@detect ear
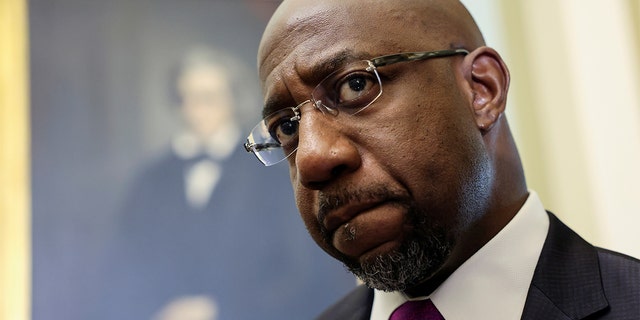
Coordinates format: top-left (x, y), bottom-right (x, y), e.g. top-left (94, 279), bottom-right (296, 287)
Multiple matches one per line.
top-left (462, 47), bottom-right (510, 133)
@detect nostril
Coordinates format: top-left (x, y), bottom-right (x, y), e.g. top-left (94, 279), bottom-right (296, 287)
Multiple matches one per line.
top-left (294, 115), bottom-right (362, 188)
top-left (300, 164), bottom-right (350, 190)
top-left (305, 181), bottom-right (326, 190)
top-left (301, 165), bottom-right (349, 190)
top-left (330, 164), bottom-right (348, 177)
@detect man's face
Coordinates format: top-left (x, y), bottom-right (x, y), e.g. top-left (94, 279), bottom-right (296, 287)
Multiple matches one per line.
top-left (259, 1), bottom-right (494, 291)
top-left (179, 65), bottom-right (234, 138)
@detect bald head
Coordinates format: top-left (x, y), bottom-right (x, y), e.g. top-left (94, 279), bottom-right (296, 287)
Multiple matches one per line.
top-left (259, 0), bottom-right (485, 83)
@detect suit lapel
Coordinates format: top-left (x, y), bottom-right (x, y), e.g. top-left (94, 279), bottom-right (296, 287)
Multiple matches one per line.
top-left (316, 285), bottom-right (374, 320)
top-left (521, 212), bottom-right (608, 320)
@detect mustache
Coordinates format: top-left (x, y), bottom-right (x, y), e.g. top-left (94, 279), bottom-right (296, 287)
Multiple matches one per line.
top-left (316, 185), bottom-right (411, 231)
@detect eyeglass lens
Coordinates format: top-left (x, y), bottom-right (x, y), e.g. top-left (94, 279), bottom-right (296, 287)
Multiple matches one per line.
top-left (247, 60), bottom-right (383, 166)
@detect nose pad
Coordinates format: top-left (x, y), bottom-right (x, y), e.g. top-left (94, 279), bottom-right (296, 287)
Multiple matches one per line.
top-left (313, 99), bottom-right (338, 116)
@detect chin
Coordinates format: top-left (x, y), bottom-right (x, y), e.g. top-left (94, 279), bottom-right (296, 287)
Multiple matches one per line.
top-left (342, 232), bottom-right (453, 292)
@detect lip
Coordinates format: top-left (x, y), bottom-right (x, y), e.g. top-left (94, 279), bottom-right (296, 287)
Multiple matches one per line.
top-left (327, 200), bottom-right (407, 259)
top-left (322, 200), bottom-right (386, 234)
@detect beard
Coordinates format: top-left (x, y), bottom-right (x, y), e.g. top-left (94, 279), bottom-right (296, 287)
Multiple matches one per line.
top-left (344, 211), bottom-right (452, 292)
top-left (317, 187), bottom-right (455, 292)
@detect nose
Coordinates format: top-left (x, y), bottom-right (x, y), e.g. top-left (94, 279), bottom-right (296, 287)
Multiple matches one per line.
top-left (294, 109), bottom-right (361, 189)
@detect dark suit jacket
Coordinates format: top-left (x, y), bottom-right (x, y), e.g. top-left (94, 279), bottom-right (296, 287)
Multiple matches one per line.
top-left (316, 213), bottom-right (640, 320)
top-left (100, 146), bottom-right (355, 320)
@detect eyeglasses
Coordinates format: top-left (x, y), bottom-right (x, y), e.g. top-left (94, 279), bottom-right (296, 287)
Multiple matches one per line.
top-left (244, 49), bottom-right (469, 166)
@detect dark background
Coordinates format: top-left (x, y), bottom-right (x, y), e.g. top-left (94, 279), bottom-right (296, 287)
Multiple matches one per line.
top-left (29, 1), bottom-right (354, 319)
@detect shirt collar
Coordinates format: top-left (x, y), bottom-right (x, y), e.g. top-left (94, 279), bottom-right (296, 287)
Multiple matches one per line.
top-left (370, 190), bottom-right (549, 320)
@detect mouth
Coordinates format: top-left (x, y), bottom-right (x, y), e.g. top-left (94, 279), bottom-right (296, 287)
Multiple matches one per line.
top-left (321, 200), bottom-right (409, 260)
top-left (322, 200), bottom-right (381, 234)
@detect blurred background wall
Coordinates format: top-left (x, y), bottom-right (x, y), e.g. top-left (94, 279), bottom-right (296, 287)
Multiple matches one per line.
top-left (25, 0), bottom-right (354, 320)
top-left (1, 1), bottom-right (30, 320)
top-left (463, 0), bottom-right (640, 259)
top-left (1, 1), bottom-right (639, 320)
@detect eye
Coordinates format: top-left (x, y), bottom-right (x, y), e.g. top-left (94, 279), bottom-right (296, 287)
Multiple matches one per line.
top-left (335, 72), bottom-right (378, 106)
top-left (267, 113), bottom-right (299, 148)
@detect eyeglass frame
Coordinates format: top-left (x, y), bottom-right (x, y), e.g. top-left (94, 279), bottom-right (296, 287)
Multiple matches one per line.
top-left (244, 48), bottom-right (470, 166)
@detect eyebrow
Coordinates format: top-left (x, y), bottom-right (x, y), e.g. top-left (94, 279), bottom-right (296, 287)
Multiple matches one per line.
top-left (262, 49), bottom-right (371, 117)
top-left (307, 49), bottom-right (358, 82)
top-left (263, 93), bottom-right (290, 118)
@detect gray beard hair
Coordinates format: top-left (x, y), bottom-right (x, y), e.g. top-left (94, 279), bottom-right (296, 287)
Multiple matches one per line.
top-left (316, 186), bottom-right (455, 292)
top-left (343, 228), bottom-right (452, 292)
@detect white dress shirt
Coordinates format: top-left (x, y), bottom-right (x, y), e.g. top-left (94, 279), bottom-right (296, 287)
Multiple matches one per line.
top-left (370, 191), bottom-right (550, 320)
top-left (172, 123), bottom-right (240, 210)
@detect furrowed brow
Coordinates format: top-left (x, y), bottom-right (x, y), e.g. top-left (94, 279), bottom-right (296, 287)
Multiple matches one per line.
top-left (262, 93), bottom-right (289, 118)
top-left (307, 50), bottom-right (355, 82)
top-left (261, 50), bottom-right (371, 117)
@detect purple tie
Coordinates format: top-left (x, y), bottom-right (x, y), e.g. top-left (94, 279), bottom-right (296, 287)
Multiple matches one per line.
top-left (389, 299), bottom-right (444, 320)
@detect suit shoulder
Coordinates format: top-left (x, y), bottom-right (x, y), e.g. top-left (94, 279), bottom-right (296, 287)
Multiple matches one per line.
top-left (596, 247), bottom-right (640, 316)
top-left (596, 247), bottom-right (640, 283)
top-left (316, 285), bottom-right (374, 320)
top-left (597, 247), bottom-right (640, 264)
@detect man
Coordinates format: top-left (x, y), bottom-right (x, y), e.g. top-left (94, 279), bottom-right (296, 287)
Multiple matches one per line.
top-left (244, 0), bottom-right (640, 319)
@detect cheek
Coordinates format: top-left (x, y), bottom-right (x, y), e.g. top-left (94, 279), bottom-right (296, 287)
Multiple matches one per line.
top-left (366, 84), bottom-right (489, 224)
top-left (408, 121), bottom-right (492, 232)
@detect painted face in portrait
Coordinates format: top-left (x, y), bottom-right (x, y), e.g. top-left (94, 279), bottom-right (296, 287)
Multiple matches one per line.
top-left (179, 64), bottom-right (234, 139)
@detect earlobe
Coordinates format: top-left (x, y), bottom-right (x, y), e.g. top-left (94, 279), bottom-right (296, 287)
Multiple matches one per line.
top-left (465, 47), bottom-right (510, 133)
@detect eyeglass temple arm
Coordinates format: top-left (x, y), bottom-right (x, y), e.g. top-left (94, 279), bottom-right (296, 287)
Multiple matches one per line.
top-left (244, 141), bottom-right (281, 153)
top-left (370, 49), bottom-right (469, 67)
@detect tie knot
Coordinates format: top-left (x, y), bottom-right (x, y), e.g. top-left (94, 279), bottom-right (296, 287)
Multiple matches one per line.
top-left (389, 299), bottom-right (444, 320)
